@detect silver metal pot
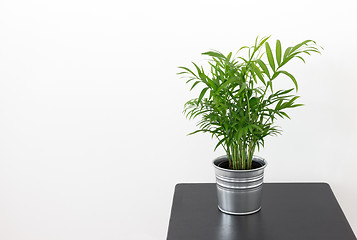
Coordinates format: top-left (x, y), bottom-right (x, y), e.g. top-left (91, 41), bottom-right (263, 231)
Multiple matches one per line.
top-left (213, 155), bottom-right (267, 215)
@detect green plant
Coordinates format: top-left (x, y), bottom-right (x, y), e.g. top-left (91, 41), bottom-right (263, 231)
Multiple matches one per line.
top-left (178, 36), bottom-right (322, 170)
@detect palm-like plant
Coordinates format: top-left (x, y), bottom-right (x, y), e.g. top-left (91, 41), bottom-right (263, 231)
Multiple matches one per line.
top-left (178, 36), bottom-right (321, 170)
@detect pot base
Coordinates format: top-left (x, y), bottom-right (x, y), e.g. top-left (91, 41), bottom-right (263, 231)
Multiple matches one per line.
top-left (218, 205), bottom-right (261, 215)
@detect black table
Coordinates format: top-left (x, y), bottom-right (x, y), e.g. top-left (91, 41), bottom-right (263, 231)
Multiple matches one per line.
top-left (166, 183), bottom-right (356, 240)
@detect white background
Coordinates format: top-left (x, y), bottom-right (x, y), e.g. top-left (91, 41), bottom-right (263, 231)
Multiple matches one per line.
top-left (0, 0), bottom-right (356, 239)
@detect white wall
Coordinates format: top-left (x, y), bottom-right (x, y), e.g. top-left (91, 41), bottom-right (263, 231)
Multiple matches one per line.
top-left (0, 0), bottom-right (356, 239)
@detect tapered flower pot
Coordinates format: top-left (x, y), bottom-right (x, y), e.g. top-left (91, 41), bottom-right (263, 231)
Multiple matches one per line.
top-left (213, 155), bottom-right (267, 215)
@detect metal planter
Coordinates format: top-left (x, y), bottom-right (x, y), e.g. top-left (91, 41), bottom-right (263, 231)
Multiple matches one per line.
top-left (213, 155), bottom-right (267, 215)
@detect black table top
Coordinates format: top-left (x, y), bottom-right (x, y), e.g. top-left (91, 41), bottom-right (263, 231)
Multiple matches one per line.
top-left (166, 183), bottom-right (356, 240)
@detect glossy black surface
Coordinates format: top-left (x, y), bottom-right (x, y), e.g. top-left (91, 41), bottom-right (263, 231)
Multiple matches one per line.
top-left (167, 183), bottom-right (356, 240)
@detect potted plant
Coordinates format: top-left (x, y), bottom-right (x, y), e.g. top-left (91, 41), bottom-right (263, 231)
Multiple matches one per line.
top-left (178, 36), bottom-right (322, 215)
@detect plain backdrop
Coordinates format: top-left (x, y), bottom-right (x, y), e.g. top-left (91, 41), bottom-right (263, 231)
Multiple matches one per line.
top-left (0, 0), bottom-right (356, 239)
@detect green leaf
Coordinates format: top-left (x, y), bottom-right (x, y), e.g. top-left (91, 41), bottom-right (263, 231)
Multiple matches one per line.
top-left (290, 40), bottom-right (314, 53)
top-left (256, 36), bottom-right (270, 50)
top-left (237, 46), bottom-right (249, 53)
top-left (202, 51), bottom-right (225, 59)
top-left (254, 36), bottom-right (259, 47)
top-left (217, 77), bottom-right (236, 91)
top-left (251, 124), bottom-right (263, 131)
top-left (265, 42), bottom-right (275, 71)
top-left (187, 129), bottom-right (205, 136)
top-left (242, 127), bottom-right (248, 137)
top-left (197, 87), bottom-right (209, 104)
top-left (296, 55), bottom-right (306, 63)
top-left (234, 83), bottom-right (247, 97)
top-left (271, 71), bottom-right (280, 80)
top-left (275, 99), bottom-right (283, 110)
top-left (190, 81), bottom-right (201, 90)
top-left (214, 137), bottom-right (226, 151)
top-left (249, 97), bottom-right (259, 107)
top-left (267, 80), bottom-right (273, 93)
top-left (290, 103), bottom-right (304, 108)
top-left (255, 59), bottom-right (270, 78)
top-left (237, 57), bottom-right (248, 63)
top-left (283, 47), bottom-right (292, 60)
top-left (178, 66), bottom-right (197, 78)
top-left (252, 64), bottom-right (266, 85)
top-left (279, 88), bottom-right (295, 95)
top-left (185, 77), bottom-right (195, 84)
top-left (279, 111), bottom-right (291, 119)
top-left (192, 62), bottom-right (202, 78)
top-left (237, 127), bottom-right (244, 140)
top-left (227, 52), bottom-right (232, 60)
top-left (280, 71), bottom-right (298, 91)
top-left (276, 40), bottom-right (282, 65)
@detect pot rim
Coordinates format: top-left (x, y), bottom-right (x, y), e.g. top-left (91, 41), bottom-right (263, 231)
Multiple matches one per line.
top-left (213, 155), bottom-right (267, 172)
